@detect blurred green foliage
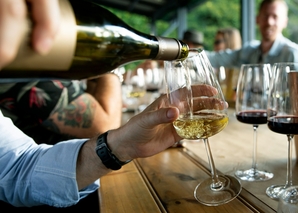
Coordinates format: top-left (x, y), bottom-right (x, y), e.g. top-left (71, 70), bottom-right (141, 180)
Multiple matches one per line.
top-left (187, 0), bottom-right (241, 50)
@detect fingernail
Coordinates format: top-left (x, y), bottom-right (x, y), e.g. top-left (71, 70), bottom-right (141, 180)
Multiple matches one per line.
top-left (167, 108), bottom-right (176, 119)
top-left (35, 37), bottom-right (53, 55)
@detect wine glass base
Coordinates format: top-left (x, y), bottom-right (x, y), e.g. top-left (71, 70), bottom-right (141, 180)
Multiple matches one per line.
top-left (235, 168), bottom-right (273, 181)
top-left (194, 175), bottom-right (242, 206)
top-left (266, 185), bottom-right (287, 200)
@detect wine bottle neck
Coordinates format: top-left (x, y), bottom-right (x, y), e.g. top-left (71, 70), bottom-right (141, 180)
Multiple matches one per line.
top-left (155, 37), bottom-right (188, 61)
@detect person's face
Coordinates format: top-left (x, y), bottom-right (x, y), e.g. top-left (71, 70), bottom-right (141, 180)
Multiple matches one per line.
top-left (256, 1), bottom-right (288, 42)
top-left (213, 33), bottom-right (226, 52)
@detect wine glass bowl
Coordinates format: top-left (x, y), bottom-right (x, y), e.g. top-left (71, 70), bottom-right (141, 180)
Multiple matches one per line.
top-left (142, 60), bottom-right (165, 103)
top-left (164, 49), bottom-right (241, 206)
top-left (122, 68), bottom-right (146, 113)
top-left (235, 63), bottom-right (274, 181)
top-left (266, 62), bottom-right (298, 200)
top-left (142, 60), bottom-right (165, 93)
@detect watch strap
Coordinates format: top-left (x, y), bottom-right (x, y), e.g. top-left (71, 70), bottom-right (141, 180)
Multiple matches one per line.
top-left (95, 131), bottom-right (131, 170)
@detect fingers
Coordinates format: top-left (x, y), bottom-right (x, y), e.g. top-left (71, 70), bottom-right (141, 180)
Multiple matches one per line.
top-left (0, 0), bottom-right (27, 69)
top-left (193, 97), bottom-right (227, 111)
top-left (29, 0), bottom-right (60, 54)
top-left (192, 84), bottom-right (218, 97)
top-left (140, 107), bottom-right (179, 128)
top-left (170, 84), bottom-right (218, 101)
top-left (0, 0), bottom-right (60, 70)
top-left (192, 85), bottom-right (228, 110)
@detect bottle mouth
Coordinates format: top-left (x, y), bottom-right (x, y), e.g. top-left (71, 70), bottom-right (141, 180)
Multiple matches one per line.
top-left (179, 40), bottom-right (190, 60)
top-left (187, 48), bottom-right (204, 58)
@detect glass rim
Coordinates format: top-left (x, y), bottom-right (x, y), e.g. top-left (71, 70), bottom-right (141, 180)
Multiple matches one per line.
top-left (240, 63), bottom-right (271, 67)
top-left (273, 62), bottom-right (298, 66)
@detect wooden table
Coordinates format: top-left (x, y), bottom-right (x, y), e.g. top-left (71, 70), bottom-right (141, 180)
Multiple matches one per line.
top-left (99, 108), bottom-right (298, 213)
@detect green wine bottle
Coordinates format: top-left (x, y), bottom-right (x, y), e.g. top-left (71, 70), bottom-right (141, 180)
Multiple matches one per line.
top-left (1, 0), bottom-right (189, 80)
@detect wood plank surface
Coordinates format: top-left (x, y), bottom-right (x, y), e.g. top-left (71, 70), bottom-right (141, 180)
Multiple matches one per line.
top-left (99, 162), bottom-right (165, 213)
top-left (136, 148), bottom-right (255, 213)
top-left (184, 148), bottom-right (277, 213)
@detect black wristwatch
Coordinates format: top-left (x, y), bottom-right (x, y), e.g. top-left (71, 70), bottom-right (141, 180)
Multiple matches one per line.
top-left (95, 131), bottom-right (131, 170)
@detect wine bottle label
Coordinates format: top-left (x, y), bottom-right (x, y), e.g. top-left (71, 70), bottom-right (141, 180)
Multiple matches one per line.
top-left (4, 0), bottom-right (76, 71)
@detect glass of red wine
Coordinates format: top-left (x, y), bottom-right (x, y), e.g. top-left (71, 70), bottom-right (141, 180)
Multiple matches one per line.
top-left (266, 62), bottom-right (298, 200)
top-left (164, 49), bottom-right (241, 206)
top-left (235, 63), bottom-right (274, 181)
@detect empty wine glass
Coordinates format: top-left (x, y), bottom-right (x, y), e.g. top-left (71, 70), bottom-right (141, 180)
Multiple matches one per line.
top-left (142, 60), bottom-right (164, 93)
top-left (122, 68), bottom-right (146, 114)
top-left (266, 62), bottom-right (298, 200)
top-left (235, 63), bottom-right (274, 181)
top-left (142, 60), bottom-right (165, 102)
top-left (164, 49), bottom-right (241, 206)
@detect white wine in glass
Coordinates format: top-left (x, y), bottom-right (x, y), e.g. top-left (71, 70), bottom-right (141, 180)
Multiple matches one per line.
top-left (164, 49), bottom-right (241, 206)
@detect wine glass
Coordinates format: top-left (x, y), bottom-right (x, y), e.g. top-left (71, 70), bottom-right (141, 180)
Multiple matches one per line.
top-left (143, 60), bottom-right (165, 102)
top-left (266, 62), bottom-right (298, 200)
top-left (143, 60), bottom-right (164, 92)
top-left (277, 186), bottom-right (298, 213)
top-left (164, 49), bottom-right (241, 206)
top-left (122, 68), bottom-right (146, 114)
top-left (235, 63), bottom-right (274, 181)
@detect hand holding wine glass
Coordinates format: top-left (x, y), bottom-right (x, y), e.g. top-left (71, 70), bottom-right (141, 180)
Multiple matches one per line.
top-left (235, 63), bottom-right (274, 181)
top-left (266, 62), bottom-right (298, 200)
top-left (164, 49), bottom-right (241, 206)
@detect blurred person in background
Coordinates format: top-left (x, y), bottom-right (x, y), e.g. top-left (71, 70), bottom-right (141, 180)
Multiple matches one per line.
top-left (182, 29), bottom-right (204, 49)
top-left (206, 0), bottom-right (298, 68)
top-left (212, 27), bottom-right (242, 106)
top-left (213, 27), bottom-right (242, 52)
top-left (0, 74), bottom-right (123, 145)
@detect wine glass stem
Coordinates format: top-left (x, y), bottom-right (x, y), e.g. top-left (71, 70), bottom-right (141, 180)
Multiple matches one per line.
top-left (285, 134), bottom-right (294, 188)
top-left (251, 125), bottom-right (258, 172)
top-left (203, 138), bottom-right (223, 190)
top-left (134, 99), bottom-right (139, 115)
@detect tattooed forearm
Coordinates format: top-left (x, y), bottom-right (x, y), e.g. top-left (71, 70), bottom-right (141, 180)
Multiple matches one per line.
top-left (56, 94), bottom-right (96, 128)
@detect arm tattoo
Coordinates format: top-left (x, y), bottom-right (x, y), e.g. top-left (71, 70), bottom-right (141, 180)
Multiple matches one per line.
top-left (53, 94), bottom-right (96, 128)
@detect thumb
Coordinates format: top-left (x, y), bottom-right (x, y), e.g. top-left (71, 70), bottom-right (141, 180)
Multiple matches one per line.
top-left (142, 107), bottom-right (179, 127)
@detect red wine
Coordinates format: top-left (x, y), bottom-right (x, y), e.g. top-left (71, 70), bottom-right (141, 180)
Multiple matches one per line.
top-left (267, 116), bottom-right (298, 135)
top-left (236, 110), bottom-right (267, 125)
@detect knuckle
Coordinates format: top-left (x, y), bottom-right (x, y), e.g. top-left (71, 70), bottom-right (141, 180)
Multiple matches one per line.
top-left (8, 1), bottom-right (27, 19)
